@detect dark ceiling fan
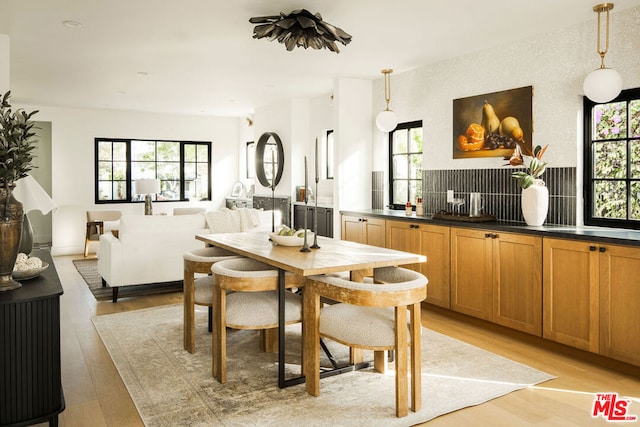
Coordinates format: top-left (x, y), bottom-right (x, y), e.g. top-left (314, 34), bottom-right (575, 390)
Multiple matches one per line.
top-left (249, 9), bottom-right (352, 53)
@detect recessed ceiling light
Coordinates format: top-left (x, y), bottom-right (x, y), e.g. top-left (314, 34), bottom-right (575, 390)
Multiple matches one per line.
top-left (62, 20), bottom-right (82, 28)
top-left (137, 71), bottom-right (150, 77)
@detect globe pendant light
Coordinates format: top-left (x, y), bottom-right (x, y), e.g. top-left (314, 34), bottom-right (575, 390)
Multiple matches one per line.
top-left (583, 3), bottom-right (622, 103)
top-left (376, 69), bottom-right (398, 132)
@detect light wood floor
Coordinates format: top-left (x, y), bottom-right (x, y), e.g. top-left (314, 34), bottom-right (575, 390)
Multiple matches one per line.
top-left (49, 254), bottom-right (639, 426)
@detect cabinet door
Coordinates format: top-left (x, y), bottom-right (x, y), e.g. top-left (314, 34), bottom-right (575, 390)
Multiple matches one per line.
top-left (599, 244), bottom-right (640, 366)
top-left (293, 205), bottom-right (306, 230)
top-left (543, 238), bottom-right (599, 352)
top-left (385, 221), bottom-right (420, 270)
top-left (493, 232), bottom-right (542, 335)
top-left (418, 224), bottom-right (450, 309)
top-left (364, 217), bottom-right (386, 247)
top-left (450, 228), bottom-right (493, 320)
top-left (341, 215), bottom-right (385, 247)
top-left (341, 215), bottom-right (365, 243)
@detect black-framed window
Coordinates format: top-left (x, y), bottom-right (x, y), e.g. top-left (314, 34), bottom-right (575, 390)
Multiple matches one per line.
top-left (326, 129), bottom-right (334, 179)
top-left (95, 138), bottom-right (211, 203)
top-left (246, 141), bottom-right (255, 179)
top-left (389, 120), bottom-right (423, 209)
top-left (584, 87), bottom-right (640, 229)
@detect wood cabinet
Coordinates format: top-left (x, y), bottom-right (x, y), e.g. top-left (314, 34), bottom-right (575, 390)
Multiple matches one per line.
top-left (294, 205), bottom-right (333, 238)
top-left (341, 215), bottom-right (385, 247)
top-left (599, 243), bottom-right (640, 366)
top-left (451, 228), bottom-right (542, 335)
top-left (544, 238), bottom-right (640, 364)
top-left (542, 238), bottom-right (599, 352)
top-left (386, 220), bottom-right (450, 308)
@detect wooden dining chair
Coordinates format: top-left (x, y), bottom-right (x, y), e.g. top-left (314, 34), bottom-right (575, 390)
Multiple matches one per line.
top-left (84, 210), bottom-right (121, 257)
top-left (211, 258), bottom-right (304, 383)
top-left (303, 266), bottom-right (428, 417)
top-left (183, 247), bottom-right (241, 354)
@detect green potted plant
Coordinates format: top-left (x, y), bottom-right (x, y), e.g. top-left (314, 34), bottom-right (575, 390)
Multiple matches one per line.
top-left (0, 90), bottom-right (39, 291)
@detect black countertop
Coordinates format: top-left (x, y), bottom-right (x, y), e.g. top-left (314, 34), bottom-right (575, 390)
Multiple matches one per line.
top-left (340, 209), bottom-right (640, 247)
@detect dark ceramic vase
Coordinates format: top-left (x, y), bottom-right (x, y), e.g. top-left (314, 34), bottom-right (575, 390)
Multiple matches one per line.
top-left (0, 184), bottom-right (24, 291)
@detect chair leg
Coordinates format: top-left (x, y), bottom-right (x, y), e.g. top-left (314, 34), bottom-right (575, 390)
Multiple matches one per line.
top-left (410, 303), bottom-right (422, 413)
top-left (112, 287), bottom-right (119, 303)
top-left (183, 266), bottom-right (196, 353)
top-left (259, 328), bottom-right (278, 353)
top-left (212, 284), bottom-right (226, 383)
top-left (84, 239), bottom-right (89, 257)
top-left (208, 307), bottom-right (212, 333)
top-left (303, 286), bottom-right (321, 397)
top-left (395, 306), bottom-right (408, 418)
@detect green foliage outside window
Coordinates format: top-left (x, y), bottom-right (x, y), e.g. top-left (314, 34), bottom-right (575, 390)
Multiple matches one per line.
top-left (586, 89), bottom-right (640, 226)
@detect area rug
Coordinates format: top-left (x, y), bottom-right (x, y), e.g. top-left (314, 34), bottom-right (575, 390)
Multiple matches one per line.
top-left (73, 258), bottom-right (183, 301)
top-left (92, 304), bottom-right (554, 426)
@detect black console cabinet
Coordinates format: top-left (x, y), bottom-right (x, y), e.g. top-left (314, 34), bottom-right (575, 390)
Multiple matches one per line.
top-left (0, 250), bottom-right (65, 426)
top-left (293, 204), bottom-right (334, 238)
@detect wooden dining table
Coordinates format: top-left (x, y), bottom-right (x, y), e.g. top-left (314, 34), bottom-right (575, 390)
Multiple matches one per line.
top-left (196, 231), bottom-right (426, 387)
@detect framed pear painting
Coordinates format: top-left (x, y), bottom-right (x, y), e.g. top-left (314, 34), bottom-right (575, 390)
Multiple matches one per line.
top-left (452, 86), bottom-right (533, 159)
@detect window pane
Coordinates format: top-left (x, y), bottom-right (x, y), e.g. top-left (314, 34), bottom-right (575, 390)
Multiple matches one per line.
top-left (409, 154), bottom-right (422, 179)
top-left (160, 180), bottom-right (179, 200)
top-left (113, 181), bottom-right (126, 200)
top-left (197, 144), bottom-right (209, 161)
top-left (594, 180), bottom-right (626, 219)
top-left (184, 144), bottom-right (196, 162)
top-left (98, 161), bottom-right (112, 180)
top-left (184, 162), bottom-right (196, 180)
top-left (98, 181), bottom-right (112, 200)
top-left (409, 180), bottom-right (421, 204)
top-left (113, 161), bottom-right (127, 180)
top-left (196, 163), bottom-right (208, 181)
top-left (594, 141), bottom-right (627, 179)
top-left (630, 100), bottom-right (640, 137)
top-left (113, 142), bottom-right (127, 160)
top-left (98, 141), bottom-right (113, 160)
top-left (327, 132), bottom-right (334, 179)
top-left (157, 162), bottom-right (179, 180)
top-left (131, 162), bottom-right (156, 179)
top-left (392, 155), bottom-right (408, 179)
top-left (631, 182), bottom-right (640, 220)
top-left (157, 141), bottom-right (179, 161)
top-left (392, 180), bottom-right (408, 204)
top-left (631, 141), bottom-right (640, 179)
top-left (131, 140), bottom-right (155, 161)
top-left (409, 128), bottom-right (423, 153)
top-left (593, 102), bottom-right (627, 140)
top-left (393, 130), bottom-right (408, 153)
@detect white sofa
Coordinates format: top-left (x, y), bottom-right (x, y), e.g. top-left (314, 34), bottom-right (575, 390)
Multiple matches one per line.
top-left (98, 208), bottom-right (280, 302)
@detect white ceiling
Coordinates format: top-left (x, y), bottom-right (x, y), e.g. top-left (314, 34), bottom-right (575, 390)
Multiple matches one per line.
top-left (2, 0), bottom-right (640, 117)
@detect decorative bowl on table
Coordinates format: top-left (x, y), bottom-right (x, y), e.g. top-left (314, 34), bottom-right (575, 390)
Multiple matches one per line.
top-left (269, 230), bottom-right (314, 247)
top-left (13, 262), bottom-right (49, 280)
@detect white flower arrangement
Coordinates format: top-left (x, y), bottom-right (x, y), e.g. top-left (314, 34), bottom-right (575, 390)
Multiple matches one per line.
top-left (13, 252), bottom-right (42, 271)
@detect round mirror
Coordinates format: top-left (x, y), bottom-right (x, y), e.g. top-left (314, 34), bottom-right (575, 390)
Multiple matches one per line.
top-left (255, 132), bottom-right (284, 188)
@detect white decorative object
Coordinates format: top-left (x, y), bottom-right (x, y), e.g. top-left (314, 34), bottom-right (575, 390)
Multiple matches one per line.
top-left (521, 180), bottom-right (548, 226)
top-left (583, 3), bottom-right (622, 104)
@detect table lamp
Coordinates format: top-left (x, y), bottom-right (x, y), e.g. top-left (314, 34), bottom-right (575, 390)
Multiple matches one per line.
top-left (134, 179), bottom-right (161, 215)
top-left (13, 175), bottom-right (58, 255)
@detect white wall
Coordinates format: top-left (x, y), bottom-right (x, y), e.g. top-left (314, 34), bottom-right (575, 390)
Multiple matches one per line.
top-left (0, 34), bottom-right (8, 92)
top-left (14, 104), bottom-right (241, 255)
top-left (371, 6), bottom-right (640, 171)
